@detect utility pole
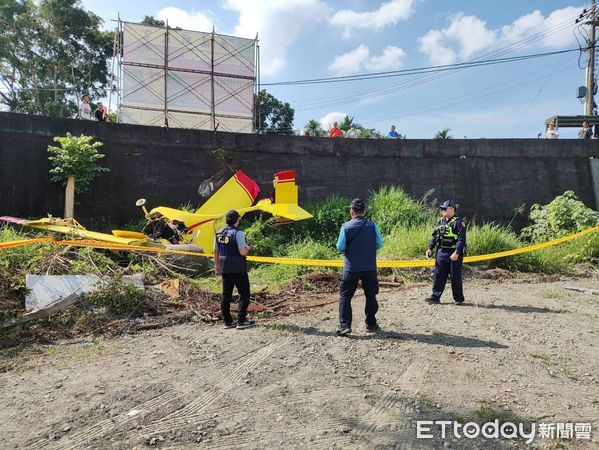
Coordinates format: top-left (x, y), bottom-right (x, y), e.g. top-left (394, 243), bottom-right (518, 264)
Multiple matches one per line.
top-left (579, 1), bottom-right (598, 115)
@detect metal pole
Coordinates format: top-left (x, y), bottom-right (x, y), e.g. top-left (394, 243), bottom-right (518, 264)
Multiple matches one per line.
top-left (117, 16), bottom-right (122, 122)
top-left (586, 0), bottom-right (597, 116)
top-left (164, 21), bottom-right (169, 127)
top-left (211, 27), bottom-right (216, 131)
top-left (256, 41), bottom-right (261, 134)
top-left (107, 18), bottom-right (118, 120)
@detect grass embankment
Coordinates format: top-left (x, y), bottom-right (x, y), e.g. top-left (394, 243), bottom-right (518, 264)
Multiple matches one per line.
top-left (223, 187), bottom-right (598, 291)
top-left (1, 188), bottom-right (598, 297)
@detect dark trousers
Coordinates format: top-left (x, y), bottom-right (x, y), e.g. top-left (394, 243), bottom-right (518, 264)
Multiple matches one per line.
top-left (432, 249), bottom-right (464, 301)
top-left (339, 270), bottom-right (379, 328)
top-left (221, 272), bottom-right (250, 324)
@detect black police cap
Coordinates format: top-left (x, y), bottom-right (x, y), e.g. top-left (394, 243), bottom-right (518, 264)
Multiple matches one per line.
top-left (440, 200), bottom-right (457, 209)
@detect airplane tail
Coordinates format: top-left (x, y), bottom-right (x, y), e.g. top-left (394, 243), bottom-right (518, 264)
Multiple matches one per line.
top-left (256, 170), bottom-right (313, 224)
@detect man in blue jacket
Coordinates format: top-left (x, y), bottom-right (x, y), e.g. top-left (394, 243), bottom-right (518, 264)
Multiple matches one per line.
top-left (336, 198), bottom-right (384, 336)
top-left (214, 210), bottom-right (254, 329)
top-left (425, 200), bottom-right (467, 304)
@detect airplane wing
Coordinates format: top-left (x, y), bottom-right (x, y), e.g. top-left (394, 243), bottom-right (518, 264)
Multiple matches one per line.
top-left (0, 216), bottom-right (147, 246)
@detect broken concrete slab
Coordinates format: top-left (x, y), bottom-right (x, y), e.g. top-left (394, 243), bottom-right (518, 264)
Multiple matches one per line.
top-left (1, 292), bottom-right (81, 328)
top-left (25, 274), bottom-right (144, 311)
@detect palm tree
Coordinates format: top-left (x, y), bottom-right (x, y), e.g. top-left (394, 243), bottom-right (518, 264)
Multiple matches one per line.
top-left (305, 119), bottom-right (326, 137)
top-left (434, 128), bottom-right (453, 139)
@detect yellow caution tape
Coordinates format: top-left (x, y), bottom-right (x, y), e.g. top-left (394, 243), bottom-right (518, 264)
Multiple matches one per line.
top-left (0, 226), bottom-right (597, 268)
top-left (0, 237), bottom-right (55, 249)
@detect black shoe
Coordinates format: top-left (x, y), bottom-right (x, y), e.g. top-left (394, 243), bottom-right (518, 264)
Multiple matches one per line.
top-left (425, 296), bottom-right (440, 304)
top-left (336, 327), bottom-right (352, 336)
top-left (236, 320), bottom-right (255, 330)
top-left (454, 300), bottom-right (465, 305)
top-left (366, 323), bottom-right (380, 333)
top-left (224, 321), bottom-right (237, 329)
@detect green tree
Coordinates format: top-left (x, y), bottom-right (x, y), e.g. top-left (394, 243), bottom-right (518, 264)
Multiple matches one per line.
top-left (0, 0), bottom-right (114, 117)
top-left (339, 115), bottom-right (363, 132)
top-left (434, 128), bottom-right (453, 139)
top-left (48, 133), bottom-right (109, 217)
top-left (304, 119), bottom-right (326, 137)
top-left (254, 89), bottom-right (295, 134)
top-left (359, 128), bottom-right (384, 139)
top-left (141, 15), bottom-right (166, 27)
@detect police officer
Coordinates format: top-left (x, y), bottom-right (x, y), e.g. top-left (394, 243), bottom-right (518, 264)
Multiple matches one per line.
top-left (425, 200), bottom-right (466, 304)
top-left (214, 210), bottom-right (254, 329)
top-left (336, 198), bottom-right (384, 336)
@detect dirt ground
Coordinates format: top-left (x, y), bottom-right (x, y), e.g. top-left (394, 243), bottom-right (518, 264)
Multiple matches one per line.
top-left (1, 275), bottom-right (598, 449)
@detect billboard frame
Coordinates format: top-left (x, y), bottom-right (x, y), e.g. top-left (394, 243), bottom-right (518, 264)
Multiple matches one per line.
top-left (111, 19), bottom-right (259, 132)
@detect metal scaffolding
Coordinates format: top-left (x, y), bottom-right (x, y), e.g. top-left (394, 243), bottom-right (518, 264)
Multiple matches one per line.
top-left (111, 19), bottom-right (258, 133)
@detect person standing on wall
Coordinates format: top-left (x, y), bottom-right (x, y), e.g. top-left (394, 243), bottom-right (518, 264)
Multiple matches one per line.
top-left (578, 121), bottom-right (592, 139)
top-left (214, 210), bottom-right (254, 330)
top-left (329, 121), bottom-right (343, 138)
top-left (95, 102), bottom-right (110, 122)
top-left (336, 198), bottom-right (384, 336)
top-left (425, 200), bottom-right (467, 305)
top-left (78, 94), bottom-right (92, 120)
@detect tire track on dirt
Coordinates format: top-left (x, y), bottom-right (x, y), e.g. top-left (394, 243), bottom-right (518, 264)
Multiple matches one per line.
top-left (137, 337), bottom-right (291, 437)
top-left (23, 338), bottom-right (289, 449)
top-left (356, 358), bottom-right (429, 436)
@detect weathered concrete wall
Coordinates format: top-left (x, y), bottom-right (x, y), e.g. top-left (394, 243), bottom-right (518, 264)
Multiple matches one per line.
top-left (0, 112), bottom-right (597, 230)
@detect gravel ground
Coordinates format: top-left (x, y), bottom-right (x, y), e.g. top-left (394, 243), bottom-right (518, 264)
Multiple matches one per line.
top-left (0, 275), bottom-right (598, 449)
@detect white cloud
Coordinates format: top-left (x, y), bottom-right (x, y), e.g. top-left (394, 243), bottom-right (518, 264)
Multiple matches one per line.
top-left (156, 7), bottom-right (214, 31)
top-left (224, 0), bottom-right (331, 76)
top-left (319, 112), bottom-right (348, 128)
top-left (501, 7), bottom-right (581, 49)
top-left (331, 0), bottom-right (414, 38)
top-left (329, 45), bottom-right (406, 75)
top-left (366, 45), bottom-right (406, 71)
top-left (419, 6), bottom-right (581, 64)
top-left (329, 44), bottom-right (370, 75)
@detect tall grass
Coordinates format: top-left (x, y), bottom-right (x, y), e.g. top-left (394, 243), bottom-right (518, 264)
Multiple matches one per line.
top-left (369, 186), bottom-right (432, 234)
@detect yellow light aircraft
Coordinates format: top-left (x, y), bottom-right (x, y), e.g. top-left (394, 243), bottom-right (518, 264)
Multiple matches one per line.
top-left (1, 170), bottom-right (312, 253)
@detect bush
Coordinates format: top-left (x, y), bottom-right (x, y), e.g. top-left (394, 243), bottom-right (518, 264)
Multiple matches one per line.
top-left (0, 226), bottom-right (56, 296)
top-left (521, 191), bottom-right (599, 243)
top-left (293, 196), bottom-right (350, 243)
top-left (243, 217), bottom-right (290, 257)
top-left (85, 275), bottom-right (144, 316)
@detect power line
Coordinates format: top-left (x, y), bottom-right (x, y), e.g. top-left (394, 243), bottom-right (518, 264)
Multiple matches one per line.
top-left (264, 48), bottom-right (582, 87)
top-left (284, 7), bottom-right (584, 111)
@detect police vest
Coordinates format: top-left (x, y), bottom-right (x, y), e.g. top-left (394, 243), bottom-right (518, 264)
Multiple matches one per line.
top-left (342, 217), bottom-right (378, 272)
top-left (436, 216), bottom-right (459, 250)
top-left (216, 226), bottom-right (247, 273)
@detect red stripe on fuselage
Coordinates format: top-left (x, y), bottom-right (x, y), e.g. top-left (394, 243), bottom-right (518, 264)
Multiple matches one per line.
top-left (235, 170), bottom-right (260, 202)
top-left (187, 218), bottom-right (214, 231)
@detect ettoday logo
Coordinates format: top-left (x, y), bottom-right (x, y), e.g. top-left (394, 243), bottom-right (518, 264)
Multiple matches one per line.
top-left (416, 420), bottom-right (592, 444)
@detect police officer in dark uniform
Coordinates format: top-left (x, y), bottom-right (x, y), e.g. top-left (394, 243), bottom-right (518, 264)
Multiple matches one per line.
top-left (425, 200), bottom-right (467, 304)
top-left (214, 210), bottom-right (254, 329)
top-left (336, 198), bottom-right (384, 336)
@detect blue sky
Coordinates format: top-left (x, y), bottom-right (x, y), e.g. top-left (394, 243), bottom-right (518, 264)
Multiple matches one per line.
top-left (82, 0), bottom-right (591, 138)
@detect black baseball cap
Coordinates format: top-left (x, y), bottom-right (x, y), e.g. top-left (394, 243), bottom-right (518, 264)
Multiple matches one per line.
top-left (440, 200), bottom-right (457, 209)
top-left (225, 209), bottom-right (241, 224)
top-left (349, 198), bottom-right (366, 212)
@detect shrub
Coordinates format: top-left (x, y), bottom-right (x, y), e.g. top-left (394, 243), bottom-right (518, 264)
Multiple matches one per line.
top-left (521, 191), bottom-right (599, 243)
top-left (85, 275), bottom-right (144, 316)
top-left (293, 196), bottom-right (350, 243)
